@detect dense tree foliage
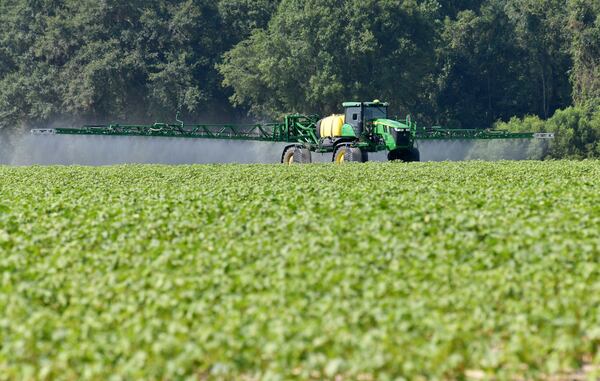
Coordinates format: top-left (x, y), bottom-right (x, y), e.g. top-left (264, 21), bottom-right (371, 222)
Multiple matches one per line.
top-left (568, 0), bottom-right (600, 104)
top-left (0, 0), bottom-right (279, 126)
top-left (0, 0), bottom-right (599, 156)
top-left (437, 0), bottom-right (573, 127)
top-left (220, 0), bottom-right (439, 118)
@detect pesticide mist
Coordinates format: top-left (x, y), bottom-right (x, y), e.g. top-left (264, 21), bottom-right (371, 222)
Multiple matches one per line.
top-left (1, 133), bottom-right (547, 165)
top-left (417, 139), bottom-right (547, 161)
top-left (6, 135), bottom-right (290, 165)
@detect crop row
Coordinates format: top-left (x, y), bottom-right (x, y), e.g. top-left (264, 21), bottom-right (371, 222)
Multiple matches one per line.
top-left (0, 161), bottom-right (599, 380)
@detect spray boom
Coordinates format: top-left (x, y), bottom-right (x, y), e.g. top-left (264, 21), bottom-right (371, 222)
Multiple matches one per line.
top-left (30, 100), bottom-right (553, 163)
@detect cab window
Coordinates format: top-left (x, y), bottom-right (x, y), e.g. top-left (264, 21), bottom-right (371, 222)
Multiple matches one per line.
top-left (364, 106), bottom-right (388, 120)
top-left (345, 107), bottom-right (361, 127)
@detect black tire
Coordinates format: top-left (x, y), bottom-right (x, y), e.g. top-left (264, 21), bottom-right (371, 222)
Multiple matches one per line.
top-left (293, 147), bottom-right (311, 163)
top-left (281, 146), bottom-right (311, 164)
top-left (409, 147), bottom-right (420, 162)
top-left (348, 147), bottom-right (364, 162)
top-left (388, 147), bottom-right (420, 162)
top-left (333, 145), bottom-right (365, 163)
top-left (388, 148), bottom-right (410, 162)
top-left (361, 149), bottom-right (369, 163)
top-left (387, 148), bottom-right (401, 161)
top-left (281, 146), bottom-right (295, 164)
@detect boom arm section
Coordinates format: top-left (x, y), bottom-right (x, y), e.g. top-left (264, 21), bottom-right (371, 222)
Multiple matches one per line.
top-left (31, 114), bottom-right (553, 153)
top-left (32, 115), bottom-right (320, 144)
top-left (415, 126), bottom-right (554, 140)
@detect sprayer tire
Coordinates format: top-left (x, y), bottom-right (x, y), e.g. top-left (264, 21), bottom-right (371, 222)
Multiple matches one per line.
top-left (282, 146), bottom-right (311, 164)
top-left (387, 149), bottom-right (400, 161)
top-left (293, 147), bottom-right (312, 164)
top-left (388, 148), bottom-right (410, 162)
top-left (333, 145), bottom-right (364, 163)
top-left (281, 146), bottom-right (296, 164)
top-left (409, 147), bottom-right (420, 162)
top-left (347, 147), bottom-right (364, 162)
top-left (361, 149), bottom-right (369, 162)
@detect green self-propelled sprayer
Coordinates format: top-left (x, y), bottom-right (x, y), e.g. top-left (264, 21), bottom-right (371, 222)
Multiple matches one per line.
top-left (31, 100), bottom-right (553, 163)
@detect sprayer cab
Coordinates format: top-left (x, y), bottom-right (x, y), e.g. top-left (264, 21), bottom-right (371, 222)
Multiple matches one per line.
top-left (342, 100), bottom-right (417, 156)
top-left (342, 100), bottom-right (389, 135)
top-left (312, 100), bottom-right (420, 162)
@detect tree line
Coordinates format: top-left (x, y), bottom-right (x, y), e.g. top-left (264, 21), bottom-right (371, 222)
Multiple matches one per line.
top-left (0, 0), bottom-right (598, 157)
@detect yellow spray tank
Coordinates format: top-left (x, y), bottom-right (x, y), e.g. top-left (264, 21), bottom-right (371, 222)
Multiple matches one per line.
top-left (316, 114), bottom-right (345, 138)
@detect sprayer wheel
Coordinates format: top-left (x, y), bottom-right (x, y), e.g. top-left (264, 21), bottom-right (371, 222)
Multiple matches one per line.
top-left (389, 148), bottom-right (419, 162)
top-left (361, 149), bottom-right (369, 162)
top-left (348, 147), bottom-right (364, 162)
top-left (282, 146), bottom-right (296, 164)
top-left (282, 146), bottom-right (311, 164)
top-left (409, 147), bottom-right (420, 162)
top-left (293, 147), bottom-right (312, 164)
top-left (387, 149), bottom-right (399, 161)
top-left (388, 148), bottom-right (410, 162)
top-left (333, 145), bottom-right (364, 163)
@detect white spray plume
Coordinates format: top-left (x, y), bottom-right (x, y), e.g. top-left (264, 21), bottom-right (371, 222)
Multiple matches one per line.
top-left (1, 132), bottom-right (545, 166)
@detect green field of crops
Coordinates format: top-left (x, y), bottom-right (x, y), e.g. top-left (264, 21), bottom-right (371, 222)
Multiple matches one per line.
top-left (0, 161), bottom-right (599, 380)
